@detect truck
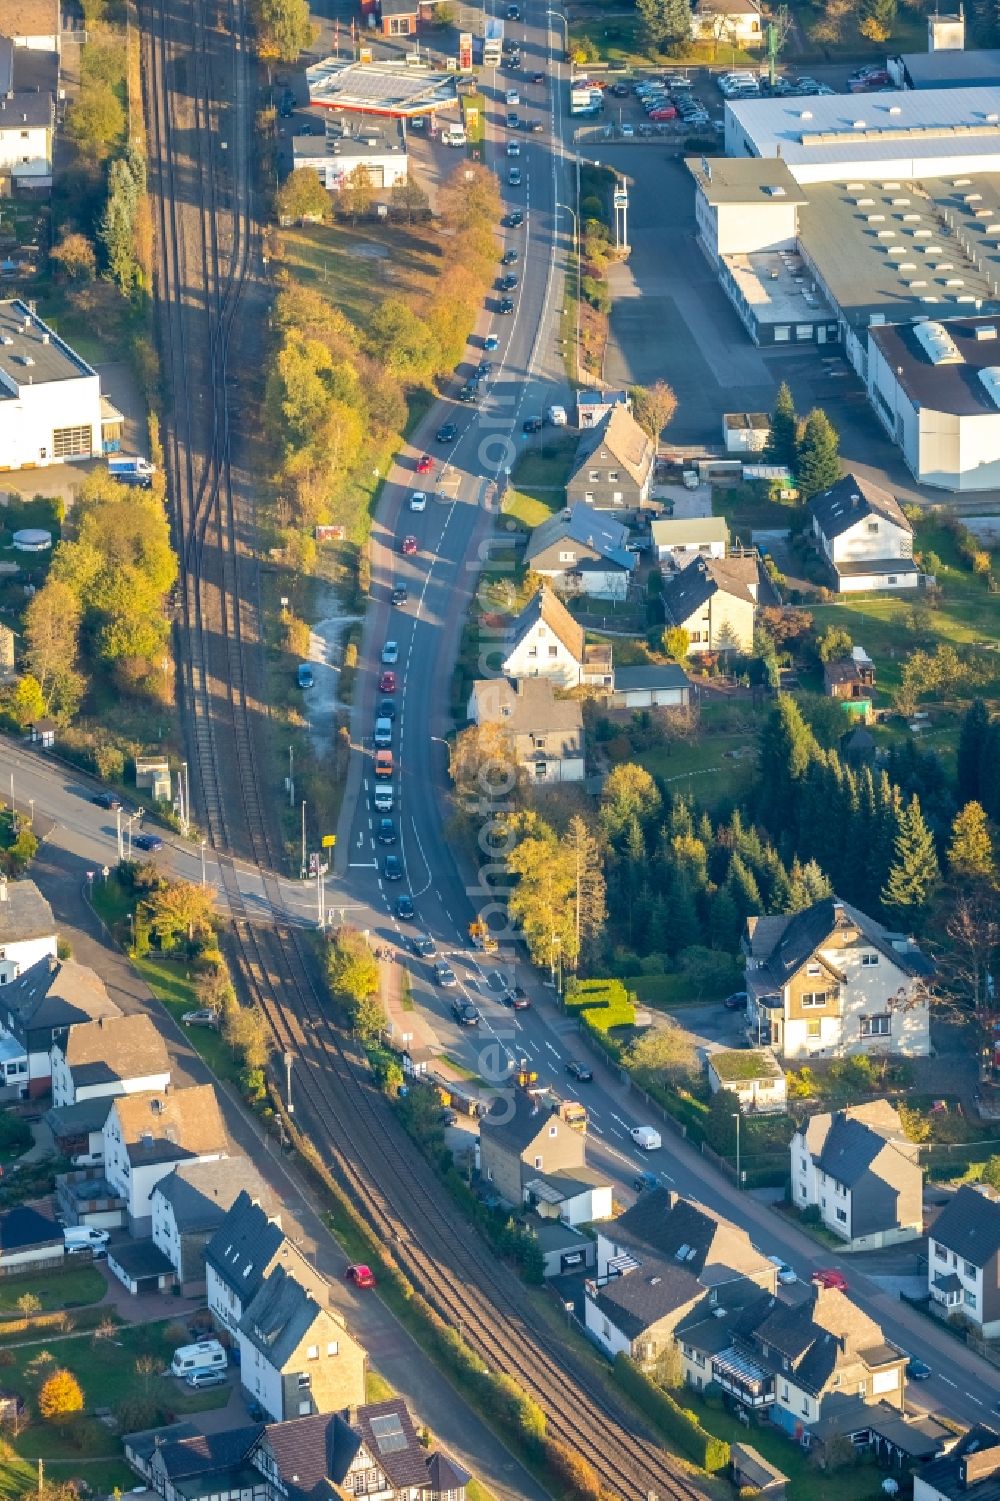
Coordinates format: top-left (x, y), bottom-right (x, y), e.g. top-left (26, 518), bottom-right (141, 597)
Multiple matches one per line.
top-left (440, 124), bottom-right (467, 146)
top-left (483, 16), bottom-right (503, 67)
top-left (570, 84), bottom-right (602, 116)
top-left (468, 919), bottom-right (498, 953)
top-left (631, 1124), bottom-right (662, 1151)
top-left (108, 455), bottom-right (156, 488)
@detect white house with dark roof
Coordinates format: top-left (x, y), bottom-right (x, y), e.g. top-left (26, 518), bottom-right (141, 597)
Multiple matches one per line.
top-left (691, 0), bottom-right (762, 43)
top-left (237, 1264), bottom-right (366, 1421)
top-left (50, 1013), bottom-right (170, 1107)
top-left (152, 1158), bottom-right (276, 1295)
top-left (206, 1189), bottom-right (329, 1334)
top-left (102, 1084), bottom-right (229, 1236)
top-left (927, 1183), bottom-right (1000, 1337)
top-left (744, 896), bottom-right (932, 1061)
top-left (809, 474), bottom-right (918, 593)
top-left (467, 677), bottom-right (585, 784)
top-left (524, 502), bottom-right (637, 600)
top-left (661, 554), bottom-right (759, 655)
top-left (791, 1099), bottom-right (923, 1250)
top-left (0, 955), bottom-right (119, 1099)
top-left (501, 586), bottom-right (613, 689)
top-left (0, 39), bottom-right (56, 188)
top-left (0, 876), bottom-right (56, 984)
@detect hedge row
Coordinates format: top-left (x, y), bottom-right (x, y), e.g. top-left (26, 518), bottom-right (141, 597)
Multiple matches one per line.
top-left (566, 977), bottom-right (637, 1034)
top-left (613, 1354), bottom-right (730, 1474)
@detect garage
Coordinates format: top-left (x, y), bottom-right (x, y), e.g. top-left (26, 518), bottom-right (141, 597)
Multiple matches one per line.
top-left (609, 663), bottom-right (692, 710)
top-left (107, 1239), bottom-right (175, 1296)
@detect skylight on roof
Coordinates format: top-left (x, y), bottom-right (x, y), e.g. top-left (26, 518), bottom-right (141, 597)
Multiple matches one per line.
top-left (370, 1414), bottom-right (408, 1454)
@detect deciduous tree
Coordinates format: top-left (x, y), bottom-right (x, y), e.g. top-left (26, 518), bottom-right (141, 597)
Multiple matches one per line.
top-left (389, 178), bottom-right (430, 224)
top-left (276, 168), bottom-right (329, 224)
top-left (50, 232), bottom-right (97, 282)
top-left (66, 80), bottom-right (125, 162)
top-left (449, 720), bottom-right (519, 803)
top-left (326, 926), bottom-right (379, 1005)
top-left (23, 578), bottom-right (86, 721)
top-left (142, 880), bottom-right (216, 950)
top-left (251, 0), bottom-right (314, 61)
top-left (38, 1368), bottom-right (84, 1422)
top-left (637, 0), bottom-right (694, 53)
top-left (564, 815), bottom-right (606, 966)
top-left (662, 625), bottom-right (690, 661)
top-left (623, 1018), bottom-right (698, 1088)
top-left (508, 829), bottom-right (577, 969)
top-left (632, 380), bottom-right (677, 441)
top-left (341, 164), bottom-right (375, 224)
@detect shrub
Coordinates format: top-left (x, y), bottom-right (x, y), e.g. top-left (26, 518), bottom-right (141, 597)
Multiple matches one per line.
top-left (613, 1356), bottom-right (729, 1472)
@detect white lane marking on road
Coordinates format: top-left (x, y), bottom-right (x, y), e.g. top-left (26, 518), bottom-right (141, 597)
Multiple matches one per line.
top-left (939, 1376), bottom-right (958, 1388)
top-left (967, 1394), bottom-right (984, 1405)
top-left (348, 862), bottom-right (378, 869)
top-left (519, 1039), bottom-right (537, 1057)
top-left (589, 1121), bottom-right (604, 1136)
top-left (544, 1041), bottom-right (561, 1059)
top-left (610, 1127), bottom-right (625, 1140)
top-left (611, 1113), bottom-right (632, 1132)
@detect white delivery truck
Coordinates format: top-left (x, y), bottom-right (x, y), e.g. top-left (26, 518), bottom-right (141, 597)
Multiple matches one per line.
top-left (631, 1125), bottom-right (662, 1150)
top-left (108, 455), bottom-right (156, 488)
top-left (171, 1340), bottom-right (227, 1378)
top-left (441, 125), bottom-right (467, 146)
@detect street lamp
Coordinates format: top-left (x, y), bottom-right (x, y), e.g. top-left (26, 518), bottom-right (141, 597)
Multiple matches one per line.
top-left (27, 798), bottom-right (34, 828)
top-left (545, 7), bottom-right (568, 59)
top-left (732, 1111), bottom-right (742, 1188)
top-left (558, 200), bottom-right (580, 381)
top-left (283, 1051), bottom-right (295, 1114)
top-left (200, 838), bottom-right (208, 888)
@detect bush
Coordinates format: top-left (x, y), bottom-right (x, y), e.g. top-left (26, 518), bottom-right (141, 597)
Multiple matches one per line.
top-left (613, 1355), bottom-right (729, 1472)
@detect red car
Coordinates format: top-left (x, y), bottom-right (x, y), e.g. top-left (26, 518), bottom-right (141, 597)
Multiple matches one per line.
top-left (649, 105), bottom-right (677, 120)
top-left (416, 454), bottom-right (433, 474)
top-left (812, 1268), bottom-right (848, 1291)
top-left (346, 1263), bottom-right (376, 1289)
top-left (401, 535), bottom-right (418, 556)
top-left (379, 671), bottom-right (397, 693)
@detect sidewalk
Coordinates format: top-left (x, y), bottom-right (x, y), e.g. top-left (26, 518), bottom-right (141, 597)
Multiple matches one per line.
top-left (381, 955), bottom-right (438, 1053)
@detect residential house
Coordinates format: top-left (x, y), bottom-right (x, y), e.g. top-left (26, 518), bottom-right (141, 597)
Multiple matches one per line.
top-left (651, 516), bottom-right (730, 570)
top-left (576, 388), bottom-right (630, 429)
top-left (501, 586), bottom-right (613, 690)
top-left (238, 1264), bottom-right (366, 1421)
top-left (479, 1092), bottom-right (589, 1208)
top-left (608, 663), bottom-right (692, 710)
top-left (915, 1426), bottom-right (1000, 1501)
top-left (466, 677), bottom-right (585, 785)
top-left (809, 474), bottom-right (919, 593)
top-left (566, 406), bottom-right (656, 512)
top-left (0, 37), bottom-right (57, 190)
top-left (584, 1189), bottom-right (776, 1366)
top-left (152, 1158), bottom-right (276, 1296)
top-left (691, 0), bottom-right (762, 43)
top-left (707, 1048), bottom-right (787, 1115)
top-left (523, 502), bottom-right (637, 601)
top-left (0, 876), bottom-right (57, 984)
top-left (206, 1189), bottom-right (330, 1336)
top-left (724, 412), bottom-right (771, 455)
top-left (7, 0), bottom-right (62, 51)
top-left (661, 554), bottom-right (759, 655)
top-left (50, 1013), bottom-right (170, 1108)
top-left (678, 1281), bottom-right (909, 1450)
top-left (522, 1165), bottom-right (613, 1227)
top-left (44, 1096), bottom-right (113, 1163)
top-left (743, 897), bottom-right (933, 1061)
top-left (0, 1204), bottom-right (63, 1273)
top-left (379, 0), bottom-right (419, 35)
top-left (791, 1099), bottom-right (923, 1250)
top-left (128, 1403), bottom-right (471, 1501)
top-left (824, 646), bottom-right (876, 722)
top-left (292, 126), bottom-right (408, 193)
top-left (0, 955), bottom-right (119, 1099)
top-left (927, 1184), bottom-right (1000, 1338)
top-left (103, 1084), bottom-right (229, 1236)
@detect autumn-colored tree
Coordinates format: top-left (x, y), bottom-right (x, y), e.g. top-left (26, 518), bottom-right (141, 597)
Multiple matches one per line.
top-left (449, 719), bottom-right (520, 803)
top-left (50, 232), bottom-right (97, 282)
top-left (276, 168), bottom-right (329, 225)
top-left (662, 625), bottom-right (690, 661)
top-left (3, 674), bottom-right (46, 728)
top-left (141, 879), bottom-right (216, 950)
top-left (947, 801), bottom-right (996, 882)
top-left (38, 1368), bottom-right (84, 1422)
top-left (23, 577), bottom-right (87, 721)
top-left (631, 380), bottom-right (677, 442)
top-left (326, 926), bottom-right (380, 1007)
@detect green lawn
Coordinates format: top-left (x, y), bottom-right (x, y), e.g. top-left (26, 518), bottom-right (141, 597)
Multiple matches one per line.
top-left (627, 971), bottom-right (739, 1006)
top-left (567, 5), bottom-right (760, 66)
top-left (0, 1454), bottom-right (134, 1501)
top-left (503, 439), bottom-right (577, 531)
top-left (0, 1267), bottom-right (106, 1314)
top-left (636, 731), bottom-right (758, 811)
top-left (714, 484), bottom-right (803, 537)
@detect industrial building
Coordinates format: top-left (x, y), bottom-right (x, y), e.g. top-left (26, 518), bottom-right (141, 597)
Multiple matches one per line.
top-left (0, 300), bottom-right (122, 472)
top-left (292, 122), bottom-right (407, 192)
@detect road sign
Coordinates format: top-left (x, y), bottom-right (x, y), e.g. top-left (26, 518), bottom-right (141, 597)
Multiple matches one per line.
top-left (459, 31), bottom-right (473, 69)
top-left (322, 834), bottom-right (336, 848)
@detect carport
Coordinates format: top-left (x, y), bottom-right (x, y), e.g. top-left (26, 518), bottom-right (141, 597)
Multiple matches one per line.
top-left (107, 1239), bottom-right (174, 1296)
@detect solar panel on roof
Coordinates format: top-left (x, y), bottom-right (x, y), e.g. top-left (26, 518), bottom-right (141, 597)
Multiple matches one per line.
top-left (370, 1414), bottom-right (408, 1454)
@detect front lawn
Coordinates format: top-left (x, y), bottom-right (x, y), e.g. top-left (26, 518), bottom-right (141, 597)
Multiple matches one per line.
top-left (503, 438), bottom-right (577, 531)
top-left (0, 1266), bottom-right (106, 1314)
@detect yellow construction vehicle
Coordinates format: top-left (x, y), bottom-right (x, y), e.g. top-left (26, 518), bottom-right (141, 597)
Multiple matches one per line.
top-left (468, 919), bottom-right (498, 953)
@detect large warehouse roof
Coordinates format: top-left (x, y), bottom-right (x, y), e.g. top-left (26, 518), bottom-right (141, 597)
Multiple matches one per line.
top-left (0, 301), bottom-right (96, 394)
top-left (306, 57), bottom-right (458, 118)
top-left (870, 314), bottom-right (1000, 416)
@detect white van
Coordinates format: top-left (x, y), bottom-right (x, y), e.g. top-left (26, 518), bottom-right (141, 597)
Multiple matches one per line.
top-left (547, 405), bottom-right (568, 427)
top-left (441, 126), bottom-right (467, 146)
top-left (170, 1340), bottom-right (227, 1378)
top-left (63, 1226), bottom-right (109, 1247)
top-left (631, 1125), bottom-right (662, 1151)
top-left (374, 785), bottom-right (394, 813)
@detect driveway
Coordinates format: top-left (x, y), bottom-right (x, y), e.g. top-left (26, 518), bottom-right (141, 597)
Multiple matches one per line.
top-left (659, 999), bottom-right (747, 1059)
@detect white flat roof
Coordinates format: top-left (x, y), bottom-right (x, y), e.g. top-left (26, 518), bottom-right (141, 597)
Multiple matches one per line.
top-left (306, 57), bottom-right (459, 117)
top-left (724, 248), bottom-right (837, 325)
top-left (727, 86), bottom-right (1000, 169)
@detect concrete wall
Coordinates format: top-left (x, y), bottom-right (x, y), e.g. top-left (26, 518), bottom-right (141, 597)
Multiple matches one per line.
top-left (0, 369), bottom-right (102, 471)
top-left (715, 200), bottom-right (798, 256)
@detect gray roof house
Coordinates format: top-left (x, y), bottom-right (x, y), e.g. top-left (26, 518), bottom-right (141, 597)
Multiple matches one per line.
top-left (566, 406), bottom-right (656, 512)
top-left (661, 554), bottom-right (759, 656)
top-left (744, 896), bottom-right (933, 1062)
top-left (152, 1158), bottom-right (277, 1294)
top-left (479, 1093), bottom-right (589, 1210)
top-left (808, 474), bottom-right (918, 594)
top-left (50, 1012), bottom-right (171, 1107)
top-left (609, 662), bottom-right (692, 711)
top-left (466, 677), bottom-right (585, 785)
top-left (928, 1185), bottom-right (1000, 1339)
top-left (206, 1189), bottom-right (329, 1334)
top-left (791, 1099), bottom-right (922, 1250)
top-left (524, 502), bottom-right (637, 601)
top-left (237, 1264), bottom-right (367, 1422)
top-left (0, 876), bottom-right (57, 978)
top-left (0, 956), bottom-right (120, 1097)
top-left (584, 1189), bottom-right (776, 1368)
top-left (914, 1426), bottom-right (1000, 1501)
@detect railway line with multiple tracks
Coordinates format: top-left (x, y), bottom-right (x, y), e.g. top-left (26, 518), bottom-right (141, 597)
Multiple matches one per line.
top-left (142, 2), bottom-right (703, 1494)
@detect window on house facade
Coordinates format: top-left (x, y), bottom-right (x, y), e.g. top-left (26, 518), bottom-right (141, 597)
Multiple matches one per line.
top-left (589, 470), bottom-right (600, 482)
top-left (307, 1345), bottom-right (319, 1359)
top-left (860, 1014), bottom-right (890, 1038)
top-left (934, 1242), bottom-right (947, 1261)
top-left (806, 1020), bottom-right (821, 1039)
top-left (799, 1184), bottom-right (807, 1198)
top-left (608, 470), bottom-right (620, 482)
top-left (559, 551), bottom-right (576, 563)
top-left (861, 953), bottom-right (879, 966)
top-left (964, 1261), bottom-right (976, 1278)
top-left (297, 1373), bottom-right (311, 1389)
top-left (867, 522), bottom-right (879, 534)
top-left (548, 645), bottom-right (558, 657)
top-left (806, 963), bottom-right (821, 976)
top-left (836, 1208), bottom-right (847, 1223)
top-left (965, 1290), bottom-right (978, 1310)
top-left (801, 992), bottom-right (827, 1007)
top-left (327, 1341), bottom-right (339, 1356)
top-left (534, 1155), bottom-right (543, 1168)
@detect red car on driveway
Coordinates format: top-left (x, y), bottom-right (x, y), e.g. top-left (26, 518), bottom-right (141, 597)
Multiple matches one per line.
top-left (416, 454), bottom-right (433, 474)
top-left (812, 1268), bottom-right (848, 1291)
top-left (346, 1264), bottom-right (376, 1289)
top-left (379, 671), bottom-right (397, 694)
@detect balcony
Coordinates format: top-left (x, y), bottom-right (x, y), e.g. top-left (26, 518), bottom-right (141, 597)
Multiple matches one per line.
top-left (711, 1348), bottom-right (775, 1409)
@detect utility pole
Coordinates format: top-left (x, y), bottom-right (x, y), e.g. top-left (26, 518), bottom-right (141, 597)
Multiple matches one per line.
top-left (300, 800), bottom-right (307, 878)
top-left (182, 760), bottom-right (191, 835)
top-left (288, 745), bottom-right (295, 808)
top-left (613, 176), bottom-right (629, 254)
top-left (200, 838), bottom-right (207, 888)
top-left (116, 805), bottom-right (123, 861)
top-left (283, 1050), bottom-right (295, 1114)
top-left (733, 1111), bottom-right (742, 1187)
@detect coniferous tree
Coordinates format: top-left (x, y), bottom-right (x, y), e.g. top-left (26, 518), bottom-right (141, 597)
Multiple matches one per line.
top-left (882, 795), bottom-right (941, 926)
top-left (727, 854), bottom-right (763, 922)
top-left (796, 408), bottom-right (841, 498)
top-left (764, 381), bottom-right (798, 468)
top-left (948, 801), bottom-right (996, 882)
top-left (957, 698), bottom-right (990, 805)
top-left (756, 695), bottom-right (817, 844)
top-left (709, 884), bottom-right (742, 950)
top-left (666, 875), bottom-right (701, 955)
top-left (981, 720), bottom-right (1000, 823)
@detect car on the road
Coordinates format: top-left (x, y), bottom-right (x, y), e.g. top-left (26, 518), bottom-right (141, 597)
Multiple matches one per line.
top-left (505, 89), bottom-right (519, 105)
top-left (381, 643), bottom-right (399, 666)
top-left (477, 360), bottom-right (492, 378)
top-left (566, 1059), bottom-right (593, 1082)
top-left (501, 990), bottom-right (530, 1010)
top-left (440, 1107), bottom-right (458, 1126)
top-left (436, 422), bottom-right (457, 443)
top-left (528, 119), bottom-right (543, 132)
top-left (724, 991), bottom-right (749, 1010)
top-left (506, 3), bottom-right (519, 16)
top-left (401, 535), bottom-right (418, 556)
top-left (451, 998), bottom-right (478, 1024)
top-left (416, 453), bottom-right (433, 474)
top-left (133, 832), bottom-right (163, 853)
top-left (93, 791), bottom-right (123, 810)
top-left (436, 962), bottom-right (459, 988)
top-left (500, 273), bottom-right (519, 291)
top-left (396, 894), bottom-right (415, 920)
top-left (374, 717), bottom-right (393, 747)
top-left (346, 1263), bottom-right (376, 1289)
top-left (379, 669), bottom-right (397, 692)
top-left (506, 140), bottom-right (520, 157)
top-left (378, 697), bottom-right (395, 721)
top-left (906, 1357), bottom-right (932, 1381)
top-left (484, 333), bottom-right (500, 350)
top-left (501, 248), bottom-right (519, 265)
top-left (634, 1170), bottom-right (659, 1192)
top-left (532, 70), bottom-right (545, 84)
top-left (374, 785), bottom-right (393, 812)
top-left (409, 490), bottom-right (427, 512)
top-left (813, 1268), bottom-right (848, 1291)
top-left (499, 297), bottom-right (515, 314)
top-left (522, 416), bottom-right (541, 433)
top-left (767, 1255), bottom-right (798, 1285)
top-left (297, 662), bottom-right (314, 688)
top-left (383, 854), bottom-right (403, 881)
top-left (620, 122), bottom-right (634, 138)
top-left (412, 932), bottom-right (435, 956)
top-left (457, 383), bottom-right (479, 404)
top-left (508, 166), bottom-right (522, 186)
top-left (506, 111), bottom-right (519, 129)
top-left (377, 817), bottom-right (397, 845)
top-left (182, 1008), bottom-right (220, 1028)
top-left (504, 210), bottom-right (524, 227)
top-left (391, 585), bottom-right (408, 607)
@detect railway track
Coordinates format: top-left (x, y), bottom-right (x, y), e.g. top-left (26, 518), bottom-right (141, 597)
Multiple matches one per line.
top-left (142, 3), bottom-right (706, 1495)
